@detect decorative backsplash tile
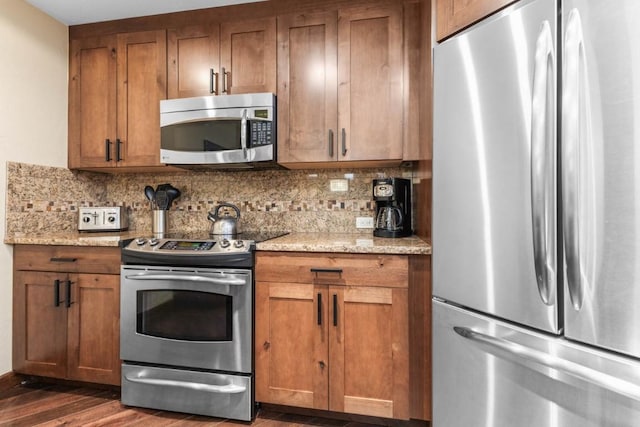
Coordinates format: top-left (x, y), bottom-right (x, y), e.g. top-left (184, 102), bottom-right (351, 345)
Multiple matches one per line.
top-left (5, 162), bottom-right (413, 236)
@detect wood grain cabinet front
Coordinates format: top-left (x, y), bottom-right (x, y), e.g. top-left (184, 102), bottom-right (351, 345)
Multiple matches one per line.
top-left (68, 30), bottom-right (167, 170)
top-left (255, 252), bottom-right (410, 419)
top-left (167, 17), bottom-right (276, 99)
top-left (276, 4), bottom-right (404, 167)
top-left (12, 245), bottom-right (121, 386)
top-left (436, 0), bottom-right (516, 41)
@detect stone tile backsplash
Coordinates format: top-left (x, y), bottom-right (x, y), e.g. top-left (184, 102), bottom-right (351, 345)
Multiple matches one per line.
top-left (5, 162), bottom-right (413, 236)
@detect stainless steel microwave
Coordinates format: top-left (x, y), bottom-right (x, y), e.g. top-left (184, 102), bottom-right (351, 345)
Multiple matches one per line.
top-left (160, 93), bottom-right (276, 168)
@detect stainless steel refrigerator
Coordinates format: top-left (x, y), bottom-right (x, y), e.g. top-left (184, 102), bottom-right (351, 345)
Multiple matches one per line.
top-left (432, 0), bottom-right (640, 425)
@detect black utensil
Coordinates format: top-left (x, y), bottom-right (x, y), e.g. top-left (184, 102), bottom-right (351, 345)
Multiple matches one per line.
top-left (144, 186), bottom-right (156, 209)
top-left (155, 190), bottom-right (169, 210)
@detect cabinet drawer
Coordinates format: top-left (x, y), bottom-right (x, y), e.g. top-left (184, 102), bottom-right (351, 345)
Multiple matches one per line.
top-left (14, 245), bottom-right (120, 274)
top-left (256, 252), bottom-right (408, 288)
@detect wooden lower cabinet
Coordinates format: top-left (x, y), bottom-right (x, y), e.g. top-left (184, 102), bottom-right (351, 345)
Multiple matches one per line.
top-left (12, 246), bottom-right (121, 386)
top-left (255, 252), bottom-right (409, 419)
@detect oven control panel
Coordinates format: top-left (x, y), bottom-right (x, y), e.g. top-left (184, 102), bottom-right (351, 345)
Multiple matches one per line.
top-left (125, 237), bottom-right (252, 255)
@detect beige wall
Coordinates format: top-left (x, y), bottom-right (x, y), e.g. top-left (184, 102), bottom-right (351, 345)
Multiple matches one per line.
top-left (0, 0), bottom-right (68, 375)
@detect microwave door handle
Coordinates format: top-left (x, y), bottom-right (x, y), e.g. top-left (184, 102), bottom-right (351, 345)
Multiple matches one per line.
top-left (241, 108), bottom-right (248, 159)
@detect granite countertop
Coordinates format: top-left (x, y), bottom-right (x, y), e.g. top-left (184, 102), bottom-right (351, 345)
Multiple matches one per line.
top-left (4, 231), bottom-right (431, 255)
top-left (4, 231), bottom-right (141, 247)
top-left (256, 232), bottom-right (431, 255)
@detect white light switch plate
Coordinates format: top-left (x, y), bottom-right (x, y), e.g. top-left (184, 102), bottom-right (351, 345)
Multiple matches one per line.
top-left (356, 217), bottom-right (374, 228)
top-left (330, 179), bottom-right (349, 192)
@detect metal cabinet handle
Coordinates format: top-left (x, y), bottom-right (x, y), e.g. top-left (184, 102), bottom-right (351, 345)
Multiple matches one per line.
top-left (116, 138), bottom-right (123, 162)
top-left (531, 19), bottom-right (557, 306)
top-left (333, 294), bottom-right (338, 327)
top-left (210, 68), bottom-right (218, 94)
top-left (65, 280), bottom-right (73, 308)
top-left (124, 376), bottom-right (246, 394)
top-left (317, 293), bottom-right (322, 325)
top-left (328, 129), bottom-right (334, 158)
top-left (222, 67), bottom-right (228, 93)
top-left (454, 326), bottom-right (640, 401)
top-left (105, 139), bottom-right (112, 162)
top-left (341, 128), bottom-right (347, 156)
top-left (54, 279), bottom-right (61, 307)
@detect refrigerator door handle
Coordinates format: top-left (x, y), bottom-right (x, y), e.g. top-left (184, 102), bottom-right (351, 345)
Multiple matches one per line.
top-left (454, 326), bottom-right (640, 401)
top-left (562, 8), bottom-right (587, 311)
top-left (531, 20), bottom-right (557, 306)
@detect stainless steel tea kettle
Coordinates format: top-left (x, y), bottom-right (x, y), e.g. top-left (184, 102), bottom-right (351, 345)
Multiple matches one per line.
top-left (208, 203), bottom-right (241, 235)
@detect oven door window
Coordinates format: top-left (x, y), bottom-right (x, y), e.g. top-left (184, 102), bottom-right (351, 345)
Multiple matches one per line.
top-left (137, 290), bottom-right (232, 341)
top-left (161, 120), bottom-right (242, 152)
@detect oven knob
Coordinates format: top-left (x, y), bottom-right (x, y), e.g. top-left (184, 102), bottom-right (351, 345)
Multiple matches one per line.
top-left (148, 238), bottom-right (159, 246)
top-left (220, 238), bottom-right (231, 248)
top-left (82, 216), bottom-right (91, 223)
top-left (233, 240), bottom-right (245, 248)
top-left (107, 215), bottom-right (116, 223)
top-left (135, 237), bottom-right (147, 246)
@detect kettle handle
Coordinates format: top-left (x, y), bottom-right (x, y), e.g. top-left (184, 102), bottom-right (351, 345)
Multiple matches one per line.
top-left (215, 203), bottom-right (241, 219)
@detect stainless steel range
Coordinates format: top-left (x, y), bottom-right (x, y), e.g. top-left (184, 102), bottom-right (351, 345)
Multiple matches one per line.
top-left (120, 232), bottom-right (286, 421)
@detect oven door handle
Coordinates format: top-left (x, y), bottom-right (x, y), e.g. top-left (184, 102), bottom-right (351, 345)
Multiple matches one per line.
top-left (124, 376), bottom-right (246, 394)
top-left (124, 273), bottom-right (247, 286)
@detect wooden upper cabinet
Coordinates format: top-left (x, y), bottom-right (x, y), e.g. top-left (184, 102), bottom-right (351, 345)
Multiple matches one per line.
top-left (338, 4), bottom-right (403, 162)
top-left (277, 4), bottom-right (404, 166)
top-left (220, 18), bottom-right (277, 95)
top-left (68, 36), bottom-right (117, 169)
top-left (436, 0), bottom-right (516, 41)
top-left (168, 18), bottom-right (276, 98)
top-left (116, 30), bottom-right (167, 167)
top-left (167, 26), bottom-right (220, 99)
top-left (277, 11), bottom-right (338, 163)
top-left (69, 30), bottom-right (167, 169)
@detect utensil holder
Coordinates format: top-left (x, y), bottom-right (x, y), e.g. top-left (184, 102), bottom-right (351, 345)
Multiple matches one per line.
top-left (152, 210), bottom-right (168, 237)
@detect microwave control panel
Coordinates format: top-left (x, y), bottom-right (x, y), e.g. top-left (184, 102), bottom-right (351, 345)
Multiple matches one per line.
top-left (250, 121), bottom-right (273, 146)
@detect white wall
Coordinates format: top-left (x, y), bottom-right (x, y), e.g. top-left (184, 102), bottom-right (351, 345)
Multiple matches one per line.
top-left (0, 0), bottom-right (68, 375)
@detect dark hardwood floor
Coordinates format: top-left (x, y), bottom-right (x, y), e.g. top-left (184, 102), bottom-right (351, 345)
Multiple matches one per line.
top-left (0, 379), bottom-right (419, 427)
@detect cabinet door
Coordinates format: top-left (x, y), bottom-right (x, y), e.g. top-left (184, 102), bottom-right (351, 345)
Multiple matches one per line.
top-left (68, 36), bottom-right (117, 169)
top-left (116, 30), bottom-right (167, 167)
top-left (329, 286), bottom-right (410, 419)
top-left (277, 12), bottom-right (338, 164)
top-left (67, 274), bottom-right (121, 385)
top-left (255, 282), bottom-right (329, 409)
top-left (436, 0), bottom-right (516, 41)
top-left (168, 25), bottom-right (220, 99)
top-left (338, 4), bottom-right (404, 162)
top-left (13, 271), bottom-right (67, 379)
top-left (220, 18), bottom-right (276, 95)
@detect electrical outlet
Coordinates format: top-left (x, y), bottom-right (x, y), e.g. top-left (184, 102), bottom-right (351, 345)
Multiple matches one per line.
top-left (330, 179), bottom-right (349, 192)
top-left (356, 217), bottom-right (374, 228)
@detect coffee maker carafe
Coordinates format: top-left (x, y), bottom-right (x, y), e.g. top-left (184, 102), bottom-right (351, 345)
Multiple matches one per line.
top-left (373, 178), bottom-right (412, 238)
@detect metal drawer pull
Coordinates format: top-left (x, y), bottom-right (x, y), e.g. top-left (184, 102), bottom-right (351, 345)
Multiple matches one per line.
top-left (124, 376), bottom-right (246, 394)
top-left (454, 326), bottom-right (640, 401)
top-left (125, 273), bottom-right (246, 286)
top-left (310, 268), bottom-right (343, 274)
top-left (333, 294), bottom-right (338, 327)
top-left (317, 293), bottom-right (322, 325)
top-left (50, 257), bottom-right (77, 263)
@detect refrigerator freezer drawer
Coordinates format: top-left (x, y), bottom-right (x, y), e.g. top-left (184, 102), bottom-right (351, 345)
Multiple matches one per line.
top-left (433, 300), bottom-right (640, 427)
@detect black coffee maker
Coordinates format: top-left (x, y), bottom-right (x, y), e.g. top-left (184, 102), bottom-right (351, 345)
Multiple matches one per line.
top-left (373, 177), bottom-right (412, 238)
